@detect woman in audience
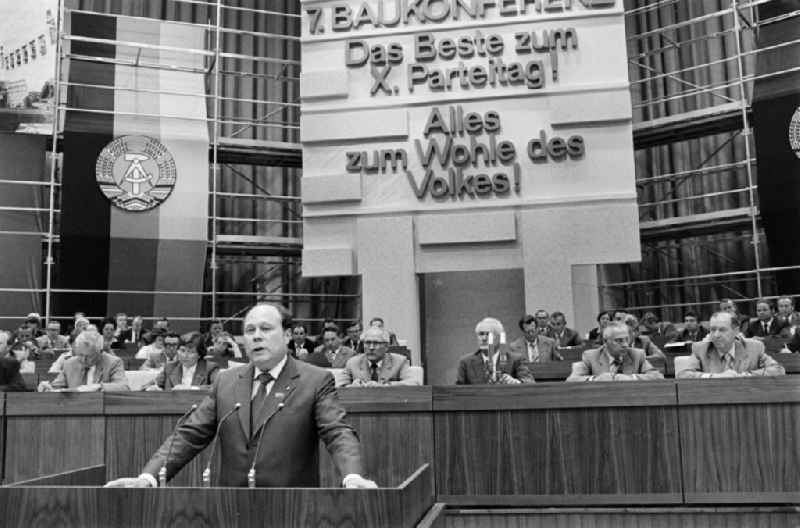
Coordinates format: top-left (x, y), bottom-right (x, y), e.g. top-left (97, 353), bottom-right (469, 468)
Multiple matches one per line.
top-left (69, 317), bottom-right (90, 344)
top-left (101, 318), bottom-right (119, 353)
top-left (9, 341), bottom-right (35, 374)
top-left (146, 332), bottom-right (217, 391)
top-left (587, 311), bottom-right (612, 344)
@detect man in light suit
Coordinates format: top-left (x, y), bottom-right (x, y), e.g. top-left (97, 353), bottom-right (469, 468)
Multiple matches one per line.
top-left (39, 329), bottom-right (129, 392)
top-left (306, 327), bottom-right (356, 369)
top-left (36, 321), bottom-right (71, 355)
top-left (456, 317), bottom-right (534, 384)
top-left (509, 314), bottom-right (561, 363)
top-left (105, 303), bottom-right (376, 489)
top-left (342, 327), bottom-right (418, 386)
top-left (567, 322), bottom-right (663, 382)
top-left (676, 311), bottom-right (785, 378)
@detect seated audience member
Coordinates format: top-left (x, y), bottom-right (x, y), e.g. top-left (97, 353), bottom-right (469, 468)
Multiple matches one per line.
top-left (456, 317), bottom-right (534, 385)
top-left (205, 332), bottom-right (246, 370)
top-left (639, 311), bottom-right (677, 341)
top-left (130, 315), bottom-right (146, 346)
top-left (0, 330), bottom-right (25, 392)
top-left (39, 329), bottom-right (129, 391)
top-left (25, 313), bottom-right (45, 337)
top-left (342, 327), bottom-right (417, 386)
top-left (140, 331), bottom-right (180, 370)
top-left (322, 318), bottom-right (338, 331)
top-left (674, 311), bottom-right (708, 342)
top-left (36, 321), bottom-right (71, 354)
top-left (136, 327), bottom-right (166, 360)
top-left (776, 295), bottom-right (800, 329)
top-left (306, 327), bottom-right (356, 369)
top-left (676, 311), bottom-right (785, 378)
top-left (147, 333), bottom-right (217, 391)
top-left (202, 319), bottom-right (224, 350)
top-left (587, 311), bottom-right (612, 343)
top-left (510, 314), bottom-right (560, 363)
top-left (14, 325), bottom-right (40, 359)
top-left (101, 318), bottom-right (121, 352)
top-left (612, 310), bottom-right (629, 323)
top-left (548, 311), bottom-right (584, 347)
top-left (113, 312), bottom-right (131, 347)
top-left (566, 322), bottom-right (663, 382)
top-left (343, 322), bottom-right (363, 354)
top-left (369, 317), bottom-right (399, 345)
top-left (624, 314), bottom-right (665, 360)
top-left (9, 342), bottom-right (35, 374)
top-left (745, 299), bottom-right (789, 339)
top-left (287, 323), bottom-right (315, 359)
top-left (718, 298), bottom-right (750, 336)
top-left (154, 317), bottom-right (170, 332)
top-left (533, 309), bottom-right (551, 336)
top-left (69, 316), bottom-right (90, 344)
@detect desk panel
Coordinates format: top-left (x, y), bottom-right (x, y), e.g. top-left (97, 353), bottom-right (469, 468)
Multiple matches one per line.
top-left (319, 387), bottom-right (433, 488)
top-left (4, 393), bottom-right (104, 483)
top-left (433, 383), bottom-right (682, 504)
top-left (677, 378), bottom-right (800, 503)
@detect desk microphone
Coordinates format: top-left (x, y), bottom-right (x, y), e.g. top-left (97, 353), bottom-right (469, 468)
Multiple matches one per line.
top-left (202, 402), bottom-right (241, 487)
top-left (159, 403), bottom-right (198, 487)
top-left (247, 389), bottom-right (293, 488)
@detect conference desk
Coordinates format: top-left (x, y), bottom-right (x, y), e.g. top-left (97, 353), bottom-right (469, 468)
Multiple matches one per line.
top-left (1, 379), bottom-right (797, 508)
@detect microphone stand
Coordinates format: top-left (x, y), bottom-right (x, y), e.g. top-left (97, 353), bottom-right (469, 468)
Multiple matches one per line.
top-left (202, 402), bottom-right (241, 487)
top-left (159, 404), bottom-right (198, 487)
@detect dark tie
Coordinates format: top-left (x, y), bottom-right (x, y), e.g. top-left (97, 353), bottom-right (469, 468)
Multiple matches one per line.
top-left (610, 357), bottom-right (623, 375)
top-left (763, 322), bottom-right (768, 335)
top-left (82, 367), bottom-right (91, 385)
top-left (250, 372), bottom-right (274, 435)
top-left (369, 361), bottom-right (379, 382)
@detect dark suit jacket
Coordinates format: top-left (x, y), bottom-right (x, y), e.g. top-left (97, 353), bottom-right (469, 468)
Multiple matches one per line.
top-left (744, 318), bottom-right (789, 338)
top-left (456, 349), bottom-right (534, 384)
top-left (288, 338), bottom-right (316, 357)
top-left (509, 335), bottom-right (560, 363)
top-left (548, 327), bottom-right (583, 347)
top-left (566, 346), bottom-right (663, 381)
top-left (0, 356), bottom-right (26, 392)
top-left (51, 352), bottom-right (129, 391)
top-left (155, 359), bottom-right (217, 390)
top-left (141, 357), bottom-right (363, 487)
top-left (676, 338), bottom-right (785, 378)
top-left (675, 326), bottom-right (708, 342)
top-left (305, 346), bottom-right (356, 369)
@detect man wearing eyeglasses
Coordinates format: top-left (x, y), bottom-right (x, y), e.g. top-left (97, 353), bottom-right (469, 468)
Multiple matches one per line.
top-left (567, 322), bottom-right (663, 382)
top-left (342, 327), bottom-right (418, 386)
top-left (140, 332), bottom-right (181, 370)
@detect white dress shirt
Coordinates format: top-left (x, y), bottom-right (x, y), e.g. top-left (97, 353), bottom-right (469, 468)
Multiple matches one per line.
top-left (180, 364), bottom-right (197, 387)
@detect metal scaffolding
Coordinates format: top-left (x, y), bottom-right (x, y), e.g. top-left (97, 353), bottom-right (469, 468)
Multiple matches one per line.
top-left (3, 0), bottom-right (361, 331)
top-left (601, 0), bottom-right (800, 320)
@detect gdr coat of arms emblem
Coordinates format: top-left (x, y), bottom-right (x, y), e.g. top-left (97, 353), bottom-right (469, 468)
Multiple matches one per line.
top-left (95, 135), bottom-right (177, 211)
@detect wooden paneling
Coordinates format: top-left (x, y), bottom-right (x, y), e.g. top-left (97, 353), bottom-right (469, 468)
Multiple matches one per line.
top-left (0, 471), bottom-right (433, 528)
top-left (4, 415), bottom-right (104, 483)
top-left (319, 406), bottom-right (433, 488)
top-left (677, 379), bottom-right (800, 503)
top-left (441, 507), bottom-right (800, 527)
top-left (338, 386), bottom-right (432, 413)
top-left (433, 382), bottom-right (678, 411)
top-left (5, 392), bottom-right (103, 416)
top-left (103, 391), bottom-right (208, 415)
top-left (434, 404), bottom-right (682, 504)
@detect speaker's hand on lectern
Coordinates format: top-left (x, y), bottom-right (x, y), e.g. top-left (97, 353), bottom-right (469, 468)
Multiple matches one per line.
top-left (104, 477), bottom-right (152, 488)
top-left (342, 474), bottom-right (378, 489)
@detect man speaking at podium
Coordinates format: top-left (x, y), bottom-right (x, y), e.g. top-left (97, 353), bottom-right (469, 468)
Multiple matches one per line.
top-left (106, 303), bottom-right (377, 489)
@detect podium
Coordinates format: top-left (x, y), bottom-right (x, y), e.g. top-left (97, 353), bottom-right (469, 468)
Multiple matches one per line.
top-left (0, 464), bottom-right (435, 528)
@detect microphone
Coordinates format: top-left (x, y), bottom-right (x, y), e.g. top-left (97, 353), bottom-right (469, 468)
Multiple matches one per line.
top-left (159, 403), bottom-right (199, 487)
top-left (247, 388), bottom-right (293, 488)
top-left (202, 402), bottom-right (241, 487)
